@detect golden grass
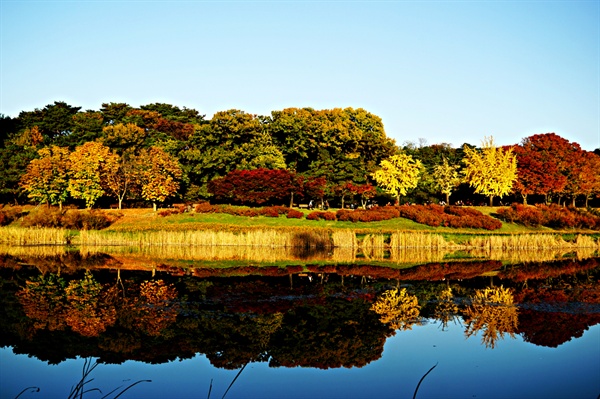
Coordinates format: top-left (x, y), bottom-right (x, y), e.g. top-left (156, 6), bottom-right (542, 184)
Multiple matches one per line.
top-left (465, 234), bottom-right (600, 249)
top-left (331, 230), bottom-right (357, 248)
top-left (79, 228), bottom-right (333, 248)
top-left (0, 226), bottom-right (70, 245)
top-left (389, 232), bottom-right (453, 248)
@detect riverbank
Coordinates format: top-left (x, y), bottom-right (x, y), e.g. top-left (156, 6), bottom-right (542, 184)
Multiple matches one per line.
top-left (1, 207), bottom-right (599, 250)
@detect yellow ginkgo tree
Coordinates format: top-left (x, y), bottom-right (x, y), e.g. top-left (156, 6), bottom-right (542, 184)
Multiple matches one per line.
top-left (136, 147), bottom-right (182, 211)
top-left (372, 153), bottom-right (422, 204)
top-left (462, 136), bottom-right (517, 206)
top-left (68, 142), bottom-right (118, 209)
top-left (432, 157), bottom-right (461, 204)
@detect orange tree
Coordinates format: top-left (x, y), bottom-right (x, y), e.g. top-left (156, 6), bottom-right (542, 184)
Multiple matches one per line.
top-left (136, 146), bottom-right (182, 211)
top-left (20, 145), bottom-right (71, 209)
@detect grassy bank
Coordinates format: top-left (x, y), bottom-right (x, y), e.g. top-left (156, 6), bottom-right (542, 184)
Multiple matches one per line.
top-left (2, 207), bottom-right (599, 250)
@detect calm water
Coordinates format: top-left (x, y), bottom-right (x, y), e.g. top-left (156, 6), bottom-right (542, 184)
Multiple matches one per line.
top-left (1, 248), bottom-right (599, 399)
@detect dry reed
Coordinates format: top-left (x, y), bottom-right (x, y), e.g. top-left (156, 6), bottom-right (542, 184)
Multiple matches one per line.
top-left (331, 230), bottom-right (357, 248)
top-left (0, 226), bottom-right (70, 245)
top-left (79, 229), bottom-right (332, 248)
top-left (389, 232), bottom-right (451, 248)
top-left (465, 234), bottom-right (599, 249)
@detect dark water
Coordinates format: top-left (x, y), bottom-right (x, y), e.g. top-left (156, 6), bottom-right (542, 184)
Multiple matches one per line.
top-left (1, 250), bottom-right (599, 399)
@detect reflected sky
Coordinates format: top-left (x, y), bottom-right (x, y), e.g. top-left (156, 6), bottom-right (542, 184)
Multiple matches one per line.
top-left (2, 321), bottom-right (599, 399)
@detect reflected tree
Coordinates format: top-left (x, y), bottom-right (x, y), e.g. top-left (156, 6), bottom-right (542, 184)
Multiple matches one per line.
top-left (463, 286), bottom-right (518, 349)
top-left (433, 286), bottom-right (460, 331)
top-left (370, 288), bottom-right (421, 331)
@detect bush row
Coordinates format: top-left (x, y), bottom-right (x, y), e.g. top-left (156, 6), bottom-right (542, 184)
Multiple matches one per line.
top-left (396, 204), bottom-right (502, 230)
top-left (496, 203), bottom-right (600, 229)
top-left (17, 207), bottom-right (122, 230)
top-left (192, 202), bottom-right (502, 229)
top-left (193, 203), bottom-right (304, 219)
top-left (0, 205), bottom-right (25, 226)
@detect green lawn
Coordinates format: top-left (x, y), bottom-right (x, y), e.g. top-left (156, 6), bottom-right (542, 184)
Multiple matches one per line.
top-left (104, 206), bottom-right (594, 236)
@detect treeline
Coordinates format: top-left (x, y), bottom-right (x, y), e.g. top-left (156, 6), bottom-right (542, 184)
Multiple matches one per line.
top-left (1, 101), bottom-right (599, 209)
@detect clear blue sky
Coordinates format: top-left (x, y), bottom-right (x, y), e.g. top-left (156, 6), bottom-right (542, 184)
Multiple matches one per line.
top-left (1, 0), bottom-right (599, 150)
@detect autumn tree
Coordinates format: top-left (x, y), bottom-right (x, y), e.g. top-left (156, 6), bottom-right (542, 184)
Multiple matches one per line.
top-left (208, 168), bottom-right (300, 206)
top-left (136, 146), bottom-right (182, 211)
top-left (101, 123), bottom-right (150, 154)
top-left (565, 150), bottom-right (600, 207)
top-left (180, 109), bottom-right (285, 198)
top-left (269, 107), bottom-right (395, 189)
top-left (68, 141), bottom-right (119, 208)
top-left (432, 157), bottom-right (461, 204)
top-left (402, 142), bottom-right (459, 203)
top-left (20, 145), bottom-right (71, 209)
top-left (102, 151), bottom-right (139, 210)
top-left (462, 136), bottom-right (517, 206)
top-left (372, 153), bottom-right (422, 204)
top-left (512, 134), bottom-right (573, 204)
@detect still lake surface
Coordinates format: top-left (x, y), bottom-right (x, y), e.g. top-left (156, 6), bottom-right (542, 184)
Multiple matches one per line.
top-left (1, 245), bottom-right (599, 399)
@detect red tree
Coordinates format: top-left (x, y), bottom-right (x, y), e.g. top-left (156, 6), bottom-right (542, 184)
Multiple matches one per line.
top-left (208, 168), bottom-right (301, 206)
top-left (513, 133), bottom-right (582, 204)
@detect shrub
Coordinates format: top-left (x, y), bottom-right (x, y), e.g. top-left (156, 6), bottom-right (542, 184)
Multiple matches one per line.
top-left (259, 206), bottom-right (282, 218)
top-left (307, 211), bottom-right (336, 221)
top-left (21, 207), bottom-right (64, 228)
top-left (194, 202), bottom-right (217, 213)
top-left (286, 209), bottom-right (304, 219)
top-left (21, 207), bottom-right (120, 230)
top-left (63, 209), bottom-right (120, 230)
top-left (0, 205), bottom-right (24, 226)
top-left (158, 209), bottom-right (178, 217)
top-left (496, 203), bottom-right (600, 230)
top-left (395, 204), bottom-right (502, 230)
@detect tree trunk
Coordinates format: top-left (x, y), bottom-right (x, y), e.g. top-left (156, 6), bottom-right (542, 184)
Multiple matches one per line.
top-left (489, 195), bottom-right (494, 206)
top-left (118, 198), bottom-right (123, 210)
top-left (522, 194), bottom-right (528, 205)
top-left (445, 192), bottom-right (450, 205)
top-left (341, 195), bottom-right (345, 210)
top-left (289, 191), bottom-right (294, 208)
top-left (153, 202), bottom-right (157, 212)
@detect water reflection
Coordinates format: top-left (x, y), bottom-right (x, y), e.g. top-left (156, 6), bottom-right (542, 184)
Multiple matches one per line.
top-left (1, 247), bottom-right (599, 398)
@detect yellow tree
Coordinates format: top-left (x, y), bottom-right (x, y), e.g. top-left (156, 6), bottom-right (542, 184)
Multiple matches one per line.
top-left (432, 157), bottom-right (461, 204)
top-left (20, 145), bottom-right (71, 209)
top-left (137, 147), bottom-right (182, 211)
top-left (102, 150), bottom-right (139, 210)
top-left (372, 153), bottom-right (422, 204)
top-left (463, 137), bottom-right (517, 206)
top-left (68, 141), bottom-right (119, 208)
